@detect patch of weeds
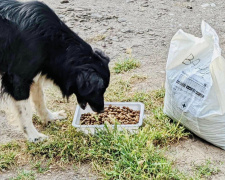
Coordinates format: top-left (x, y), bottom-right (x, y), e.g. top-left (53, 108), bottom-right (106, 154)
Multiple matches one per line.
top-left (193, 160), bottom-right (220, 178)
top-left (113, 56), bottom-right (140, 73)
top-left (105, 76), bottom-right (132, 102)
top-left (0, 152), bottom-right (17, 171)
top-left (32, 114), bottom-right (42, 126)
top-left (0, 142), bottom-right (21, 171)
top-left (148, 109), bottom-right (187, 146)
top-left (129, 92), bottom-right (152, 110)
top-left (0, 142), bottom-right (21, 151)
top-left (25, 122), bottom-right (88, 162)
top-left (154, 88), bottom-right (165, 99)
top-left (130, 74), bottom-right (148, 83)
top-left (32, 161), bottom-right (50, 173)
top-left (91, 127), bottom-right (185, 179)
top-left (24, 120), bottom-right (186, 179)
top-left (11, 170), bottom-right (35, 180)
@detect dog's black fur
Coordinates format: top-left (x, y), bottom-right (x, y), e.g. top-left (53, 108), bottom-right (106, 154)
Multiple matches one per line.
top-left (0, 0), bottom-right (110, 112)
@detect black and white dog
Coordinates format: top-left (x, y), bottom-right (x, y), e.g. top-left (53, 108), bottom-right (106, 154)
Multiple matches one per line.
top-left (0, 0), bottom-right (110, 142)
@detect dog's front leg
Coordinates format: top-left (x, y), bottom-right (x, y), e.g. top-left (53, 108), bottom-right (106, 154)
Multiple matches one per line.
top-left (31, 79), bottom-right (67, 125)
top-left (15, 99), bottom-right (48, 142)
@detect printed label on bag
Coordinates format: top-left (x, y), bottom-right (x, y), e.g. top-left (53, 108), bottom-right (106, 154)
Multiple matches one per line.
top-left (172, 71), bottom-right (210, 116)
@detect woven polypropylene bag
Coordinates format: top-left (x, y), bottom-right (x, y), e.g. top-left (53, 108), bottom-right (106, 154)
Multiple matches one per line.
top-left (164, 21), bottom-right (225, 149)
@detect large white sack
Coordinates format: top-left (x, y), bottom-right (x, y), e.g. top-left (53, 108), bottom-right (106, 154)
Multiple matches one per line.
top-left (164, 21), bottom-right (225, 149)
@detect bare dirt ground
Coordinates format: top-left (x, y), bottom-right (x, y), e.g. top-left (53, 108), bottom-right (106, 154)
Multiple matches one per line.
top-left (1, 0), bottom-right (225, 179)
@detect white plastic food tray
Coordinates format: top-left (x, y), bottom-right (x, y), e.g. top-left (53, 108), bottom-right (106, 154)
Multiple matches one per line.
top-left (72, 102), bottom-right (145, 134)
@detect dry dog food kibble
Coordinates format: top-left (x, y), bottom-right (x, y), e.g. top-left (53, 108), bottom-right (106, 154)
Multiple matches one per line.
top-left (80, 105), bottom-right (140, 125)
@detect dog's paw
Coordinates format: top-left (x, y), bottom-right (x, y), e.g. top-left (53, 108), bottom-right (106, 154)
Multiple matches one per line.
top-left (28, 133), bottom-right (48, 143)
top-left (48, 110), bottom-right (67, 122)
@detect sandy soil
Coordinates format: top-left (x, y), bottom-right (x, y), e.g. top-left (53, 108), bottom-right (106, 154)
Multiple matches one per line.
top-left (1, 0), bottom-right (225, 179)
top-left (0, 164), bottom-right (97, 180)
top-left (167, 137), bottom-right (225, 179)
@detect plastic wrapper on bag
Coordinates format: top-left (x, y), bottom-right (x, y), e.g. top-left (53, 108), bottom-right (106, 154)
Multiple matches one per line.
top-left (164, 21), bottom-right (225, 149)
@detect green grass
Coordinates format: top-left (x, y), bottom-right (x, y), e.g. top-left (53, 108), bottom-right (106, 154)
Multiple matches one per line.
top-left (0, 74), bottom-right (190, 179)
top-left (0, 152), bottom-right (17, 171)
top-left (32, 161), bottom-right (50, 173)
top-left (11, 170), bottom-right (35, 180)
top-left (193, 160), bottom-right (220, 179)
top-left (0, 142), bottom-right (21, 171)
top-left (113, 56), bottom-right (140, 73)
top-left (24, 121), bottom-right (186, 179)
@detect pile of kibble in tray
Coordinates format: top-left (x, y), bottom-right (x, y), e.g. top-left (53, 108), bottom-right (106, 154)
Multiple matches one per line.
top-left (80, 105), bottom-right (140, 125)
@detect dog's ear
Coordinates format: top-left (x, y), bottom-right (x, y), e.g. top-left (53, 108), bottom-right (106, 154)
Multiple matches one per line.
top-left (93, 48), bottom-right (110, 64)
top-left (75, 69), bottom-right (103, 97)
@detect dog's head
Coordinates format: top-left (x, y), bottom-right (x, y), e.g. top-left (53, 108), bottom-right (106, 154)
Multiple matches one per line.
top-left (68, 48), bottom-right (110, 113)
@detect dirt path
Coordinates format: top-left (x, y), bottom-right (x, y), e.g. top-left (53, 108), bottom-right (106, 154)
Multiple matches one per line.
top-left (1, 164), bottom-right (97, 180)
top-left (167, 136), bottom-right (225, 179)
top-left (1, 0), bottom-right (225, 179)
